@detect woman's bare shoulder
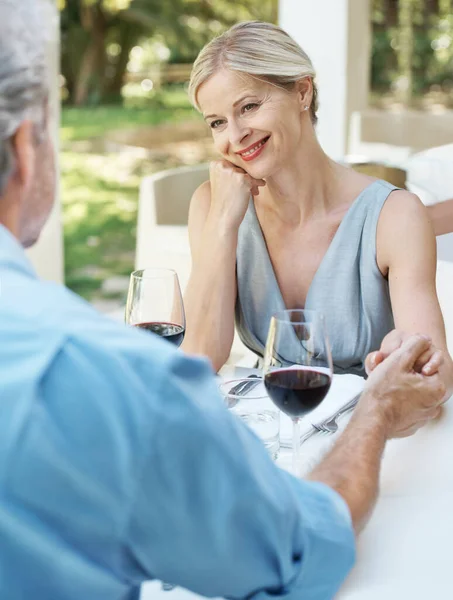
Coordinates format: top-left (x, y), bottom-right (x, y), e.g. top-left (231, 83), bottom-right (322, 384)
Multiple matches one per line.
top-left (380, 188), bottom-right (429, 225)
top-left (377, 188), bottom-right (435, 273)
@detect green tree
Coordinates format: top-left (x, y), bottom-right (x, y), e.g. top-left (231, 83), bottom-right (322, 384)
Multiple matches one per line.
top-left (61, 0), bottom-right (278, 106)
top-left (396, 0), bottom-right (416, 103)
top-left (371, 0), bottom-right (453, 104)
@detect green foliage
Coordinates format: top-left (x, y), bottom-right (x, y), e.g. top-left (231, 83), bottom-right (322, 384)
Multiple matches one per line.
top-left (60, 0), bottom-right (278, 106)
top-left (61, 97), bottom-right (194, 142)
top-left (62, 149), bottom-right (139, 300)
top-left (371, 0), bottom-right (453, 102)
top-left (61, 92), bottom-right (196, 301)
top-left (59, 0), bottom-right (132, 10)
top-left (371, 29), bottom-right (397, 91)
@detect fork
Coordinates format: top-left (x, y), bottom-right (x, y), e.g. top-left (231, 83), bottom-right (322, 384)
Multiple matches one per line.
top-left (281, 393), bottom-right (361, 448)
top-left (312, 394), bottom-right (361, 435)
top-left (227, 374), bottom-right (261, 396)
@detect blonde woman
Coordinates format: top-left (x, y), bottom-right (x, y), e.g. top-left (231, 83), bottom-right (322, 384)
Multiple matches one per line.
top-left (182, 21), bottom-right (452, 393)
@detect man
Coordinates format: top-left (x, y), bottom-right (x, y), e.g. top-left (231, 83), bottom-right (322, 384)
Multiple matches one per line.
top-left (0, 2), bottom-right (446, 599)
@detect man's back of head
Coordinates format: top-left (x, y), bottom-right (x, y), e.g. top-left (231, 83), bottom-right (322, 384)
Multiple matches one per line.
top-left (0, 0), bottom-right (56, 247)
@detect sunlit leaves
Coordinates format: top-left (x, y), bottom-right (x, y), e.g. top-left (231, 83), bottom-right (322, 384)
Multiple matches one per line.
top-left (59, 0), bottom-right (132, 12)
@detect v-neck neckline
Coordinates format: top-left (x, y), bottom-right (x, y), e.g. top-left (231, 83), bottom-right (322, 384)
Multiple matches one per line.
top-left (250, 180), bottom-right (380, 311)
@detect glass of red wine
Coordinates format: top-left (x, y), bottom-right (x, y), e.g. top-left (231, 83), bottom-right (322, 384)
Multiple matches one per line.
top-left (125, 268), bottom-right (185, 347)
top-left (263, 309), bottom-right (333, 474)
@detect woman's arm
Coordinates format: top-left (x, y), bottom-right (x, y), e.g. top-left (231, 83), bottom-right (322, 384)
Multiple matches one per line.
top-left (376, 190), bottom-right (453, 396)
top-left (426, 198), bottom-right (453, 237)
top-left (181, 181), bottom-right (238, 371)
top-left (182, 162), bottom-right (265, 371)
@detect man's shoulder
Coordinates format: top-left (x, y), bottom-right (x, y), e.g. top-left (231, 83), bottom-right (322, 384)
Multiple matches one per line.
top-left (0, 271), bottom-right (218, 405)
top-left (0, 274), bottom-right (184, 383)
top-left (1, 268), bottom-right (97, 326)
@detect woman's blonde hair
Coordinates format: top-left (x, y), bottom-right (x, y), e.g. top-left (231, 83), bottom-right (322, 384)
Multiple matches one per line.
top-left (188, 21), bottom-right (319, 125)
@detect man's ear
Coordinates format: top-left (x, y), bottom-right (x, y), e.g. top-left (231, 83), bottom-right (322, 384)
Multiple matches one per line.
top-left (295, 77), bottom-right (313, 113)
top-left (10, 120), bottom-right (36, 190)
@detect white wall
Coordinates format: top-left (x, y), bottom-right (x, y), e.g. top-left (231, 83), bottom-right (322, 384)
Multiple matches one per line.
top-left (279, 0), bottom-right (371, 160)
top-left (26, 0), bottom-right (64, 283)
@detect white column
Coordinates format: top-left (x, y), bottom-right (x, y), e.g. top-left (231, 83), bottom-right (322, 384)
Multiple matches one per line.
top-left (26, 1), bottom-right (64, 283)
top-left (279, 0), bottom-right (371, 160)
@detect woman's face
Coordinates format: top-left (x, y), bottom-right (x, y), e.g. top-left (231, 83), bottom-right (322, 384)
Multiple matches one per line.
top-left (197, 69), bottom-right (309, 179)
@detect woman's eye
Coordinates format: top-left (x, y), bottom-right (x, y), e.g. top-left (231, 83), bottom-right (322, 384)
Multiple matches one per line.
top-left (242, 103), bottom-right (259, 113)
top-left (210, 119), bottom-right (225, 129)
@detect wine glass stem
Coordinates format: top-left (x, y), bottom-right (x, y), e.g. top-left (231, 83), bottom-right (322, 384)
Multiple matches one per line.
top-left (292, 417), bottom-right (301, 474)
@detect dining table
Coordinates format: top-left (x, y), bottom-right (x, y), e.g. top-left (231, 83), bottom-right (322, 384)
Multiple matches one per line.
top-left (141, 366), bottom-right (453, 600)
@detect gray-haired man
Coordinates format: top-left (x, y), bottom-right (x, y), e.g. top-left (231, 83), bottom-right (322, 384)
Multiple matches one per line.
top-left (0, 2), bottom-right (446, 600)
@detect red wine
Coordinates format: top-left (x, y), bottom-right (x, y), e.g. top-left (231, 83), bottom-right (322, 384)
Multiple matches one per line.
top-left (135, 321), bottom-right (185, 346)
top-left (264, 368), bottom-right (331, 418)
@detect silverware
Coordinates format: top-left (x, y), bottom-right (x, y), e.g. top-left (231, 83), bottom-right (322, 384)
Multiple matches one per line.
top-left (281, 392), bottom-right (361, 448)
top-left (227, 374), bottom-right (261, 397)
top-left (312, 394), bottom-right (360, 435)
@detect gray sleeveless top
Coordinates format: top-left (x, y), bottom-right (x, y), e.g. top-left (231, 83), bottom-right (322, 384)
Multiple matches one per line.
top-left (235, 180), bottom-right (397, 377)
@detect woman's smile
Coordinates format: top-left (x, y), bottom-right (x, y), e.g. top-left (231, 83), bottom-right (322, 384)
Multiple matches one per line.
top-left (235, 135), bottom-right (271, 162)
top-left (198, 69), bottom-right (307, 179)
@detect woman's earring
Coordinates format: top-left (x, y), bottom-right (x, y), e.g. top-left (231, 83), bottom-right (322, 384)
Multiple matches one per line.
top-left (303, 105), bottom-right (309, 111)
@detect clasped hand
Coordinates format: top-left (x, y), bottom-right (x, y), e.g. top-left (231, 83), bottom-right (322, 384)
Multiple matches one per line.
top-left (365, 329), bottom-right (444, 377)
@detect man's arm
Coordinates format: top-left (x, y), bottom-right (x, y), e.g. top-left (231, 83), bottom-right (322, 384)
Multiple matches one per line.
top-left (308, 398), bottom-right (387, 534)
top-left (118, 333), bottom-right (441, 600)
top-left (124, 349), bottom-right (355, 600)
top-left (309, 336), bottom-right (445, 534)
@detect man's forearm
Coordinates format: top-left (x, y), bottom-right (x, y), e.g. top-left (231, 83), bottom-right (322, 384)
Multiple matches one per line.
top-left (307, 395), bottom-right (388, 534)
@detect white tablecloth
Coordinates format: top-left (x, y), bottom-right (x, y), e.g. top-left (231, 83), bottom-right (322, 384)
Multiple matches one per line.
top-left (142, 367), bottom-right (453, 600)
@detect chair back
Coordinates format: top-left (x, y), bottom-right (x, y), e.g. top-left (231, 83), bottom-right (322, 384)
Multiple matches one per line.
top-left (135, 164), bottom-right (209, 274)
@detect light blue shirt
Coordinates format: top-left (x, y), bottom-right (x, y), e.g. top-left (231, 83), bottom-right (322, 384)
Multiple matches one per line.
top-left (0, 225), bottom-right (355, 599)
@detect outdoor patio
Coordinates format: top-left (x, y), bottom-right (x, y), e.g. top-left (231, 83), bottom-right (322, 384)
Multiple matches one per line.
top-left (28, 0), bottom-right (452, 364)
top-left (3, 1), bottom-right (453, 598)
top-left (29, 0), bottom-right (453, 300)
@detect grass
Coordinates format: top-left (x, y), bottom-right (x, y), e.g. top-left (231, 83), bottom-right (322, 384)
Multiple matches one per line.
top-left (61, 88), bottom-right (197, 143)
top-left (61, 88), bottom-right (201, 306)
top-left (61, 151), bottom-right (141, 301)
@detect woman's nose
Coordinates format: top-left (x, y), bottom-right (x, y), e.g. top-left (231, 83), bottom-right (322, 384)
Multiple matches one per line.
top-left (229, 120), bottom-right (252, 148)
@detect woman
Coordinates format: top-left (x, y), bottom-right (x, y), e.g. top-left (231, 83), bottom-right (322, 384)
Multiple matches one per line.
top-left (182, 20), bottom-right (452, 389)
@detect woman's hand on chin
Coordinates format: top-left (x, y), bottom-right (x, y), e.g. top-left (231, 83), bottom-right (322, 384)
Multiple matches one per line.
top-left (208, 160), bottom-right (266, 231)
top-left (365, 329), bottom-right (445, 377)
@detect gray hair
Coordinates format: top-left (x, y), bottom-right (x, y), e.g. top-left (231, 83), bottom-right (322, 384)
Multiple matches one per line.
top-left (189, 21), bottom-right (319, 125)
top-left (0, 0), bottom-right (54, 194)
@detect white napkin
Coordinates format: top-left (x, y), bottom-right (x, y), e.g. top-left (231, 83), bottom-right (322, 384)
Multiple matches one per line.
top-left (280, 373), bottom-right (365, 445)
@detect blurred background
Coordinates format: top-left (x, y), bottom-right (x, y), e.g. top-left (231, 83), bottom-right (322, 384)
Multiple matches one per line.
top-left (50, 0), bottom-right (452, 312)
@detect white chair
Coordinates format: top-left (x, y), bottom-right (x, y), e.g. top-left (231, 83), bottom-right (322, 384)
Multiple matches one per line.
top-left (405, 144), bottom-right (453, 205)
top-left (135, 164), bottom-right (209, 290)
top-left (136, 164), bottom-right (255, 367)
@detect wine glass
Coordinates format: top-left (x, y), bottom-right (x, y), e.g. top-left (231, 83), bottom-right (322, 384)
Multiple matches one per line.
top-left (263, 309), bottom-right (333, 474)
top-left (125, 268), bottom-right (185, 347)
